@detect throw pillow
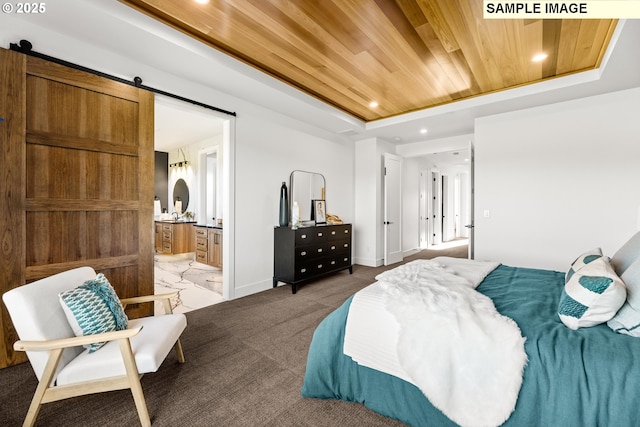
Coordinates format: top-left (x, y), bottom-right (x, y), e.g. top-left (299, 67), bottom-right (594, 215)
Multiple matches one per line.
top-left (59, 273), bottom-right (128, 352)
top-left (566, 248), bottom-right (603, 283)
top-left (607, 258), bottom-right (640, 336)
top-left (558, 257), bottom-right (626, 330)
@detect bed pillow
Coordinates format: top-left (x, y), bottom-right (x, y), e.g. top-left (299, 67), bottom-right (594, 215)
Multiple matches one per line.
top-left (610, 232), bottom-right (640, 276)
top-left (59, 273), bottom-right (128, 352)
top-left (566, 248), bottom-right (603, 283)
top-left (608, 258), bottom-right (640, 336)
top-left (558, 257), bottom-right (626, 330)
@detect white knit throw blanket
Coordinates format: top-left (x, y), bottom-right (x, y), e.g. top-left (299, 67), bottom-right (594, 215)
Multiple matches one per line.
top-left (375, 260), bottom-right (527, 427)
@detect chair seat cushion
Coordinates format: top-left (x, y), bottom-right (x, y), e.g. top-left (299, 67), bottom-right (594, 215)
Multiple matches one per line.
top-left (55, 314), bottom-right (187, 386)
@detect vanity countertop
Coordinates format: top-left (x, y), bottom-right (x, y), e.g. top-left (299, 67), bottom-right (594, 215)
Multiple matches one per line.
top-left (194, 223), bottom-right (223, 230)
top-left (155, 219), bottom-right (198, 224)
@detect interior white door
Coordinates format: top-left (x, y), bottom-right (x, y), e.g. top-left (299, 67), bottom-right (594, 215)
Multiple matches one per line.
top-left (384, 153), bottom-right (403, 265)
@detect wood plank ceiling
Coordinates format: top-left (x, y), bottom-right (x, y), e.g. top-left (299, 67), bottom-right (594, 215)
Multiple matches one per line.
top-left (120, 0), bottom-right (617, 122)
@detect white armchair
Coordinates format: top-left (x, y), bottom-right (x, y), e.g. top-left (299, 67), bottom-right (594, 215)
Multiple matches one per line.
top-left (2, 266), bottom-right (187, 427)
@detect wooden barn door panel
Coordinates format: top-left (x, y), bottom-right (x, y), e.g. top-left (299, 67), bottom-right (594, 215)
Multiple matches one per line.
top-left (0, 48), bottom-right (154, 368)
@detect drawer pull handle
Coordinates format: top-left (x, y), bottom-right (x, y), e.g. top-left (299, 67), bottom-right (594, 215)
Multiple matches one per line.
top-left (344, 257), bottom-right (348, 262)
top-left (331, 261), bottom-right (336, 265)
top-left (317, 232), bottom-right (323, 237)
top-left (331, 245), bottom-right (336, 250)
top-left (301, 268), bottom-right (307, 273)
top-left (317, 264), bottom-right (323, 269)
top-left (301, 234), bottom-right (307, 239)
top-left (317, 248), bottom-right (323, 253)
top-left (344, 243), bottom-right (349, 248)
top-left (344, 230), bottom-right (349, 234)
top-left (331, 231), bottom-right (336, 235)
top-left (301, 251), bottom-right (307, 256)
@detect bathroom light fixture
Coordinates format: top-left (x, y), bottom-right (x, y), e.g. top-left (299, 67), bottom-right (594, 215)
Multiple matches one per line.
top-left (369, 101), bottom-right (379, 108)
top-left (420, 128), bottom-right (427, 134)
top-left (170, 148), bottom-right (189, 169)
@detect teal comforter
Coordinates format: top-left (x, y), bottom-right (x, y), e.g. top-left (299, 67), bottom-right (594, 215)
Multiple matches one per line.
top-left (302, 265), bottom-right (640, 426)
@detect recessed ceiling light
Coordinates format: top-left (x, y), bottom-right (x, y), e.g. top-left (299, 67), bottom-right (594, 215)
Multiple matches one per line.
top-left (369, 101), bottom-right (378, 108)
top-left (420, 128), bottom-right (427, 134)
top-left (194, 0), bottom-right (210, 4)
top-left (532, 53), bottom-right (548, 62)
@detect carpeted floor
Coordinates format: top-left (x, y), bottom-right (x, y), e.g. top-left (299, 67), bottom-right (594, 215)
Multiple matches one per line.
top-left (0, 244), bottom-right (467, 427)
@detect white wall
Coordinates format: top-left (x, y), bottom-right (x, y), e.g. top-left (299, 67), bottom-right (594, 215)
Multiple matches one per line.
top-left (475, 87), bottom-right (640, 271)
top-left (234, 112), bottom-right (354, 297)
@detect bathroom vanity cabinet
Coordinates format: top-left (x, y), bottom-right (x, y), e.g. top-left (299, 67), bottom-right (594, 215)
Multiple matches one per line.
top-left (154, 221), bottom-right (196, 254)
top-left (195, 225), bottom-right (223, 269)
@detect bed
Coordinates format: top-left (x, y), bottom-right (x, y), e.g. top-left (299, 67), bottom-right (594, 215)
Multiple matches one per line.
top-left (301, 233), bottom-right (640, 427)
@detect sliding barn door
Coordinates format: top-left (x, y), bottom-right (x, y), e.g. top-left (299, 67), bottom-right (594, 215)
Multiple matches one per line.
top-left (0, 48), bottom-right (154, 368)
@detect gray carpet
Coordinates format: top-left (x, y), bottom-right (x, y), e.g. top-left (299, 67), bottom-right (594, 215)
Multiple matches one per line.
top-left (0, 245), bottom-right (467, 426)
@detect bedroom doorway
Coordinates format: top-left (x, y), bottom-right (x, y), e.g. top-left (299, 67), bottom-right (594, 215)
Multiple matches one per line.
top-left (153, 95), bottom-right (236, 311)
top-left (417, 149), bottom-right (472, 256)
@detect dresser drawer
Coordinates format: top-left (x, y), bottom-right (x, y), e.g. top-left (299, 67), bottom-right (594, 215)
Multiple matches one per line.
top-left (326, 225), bottom-right (351, 240)
top-left (195, 228), bottom-right (208, 238)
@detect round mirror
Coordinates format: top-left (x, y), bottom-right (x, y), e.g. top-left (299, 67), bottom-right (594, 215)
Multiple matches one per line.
top-left (172, 179), bottom-right (189, 213)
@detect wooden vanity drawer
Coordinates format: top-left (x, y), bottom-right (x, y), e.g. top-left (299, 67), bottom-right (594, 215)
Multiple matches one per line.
top-left (196, 250), bottom-right (207, 263)
top-left (196, 238), bottom-right (208, 251)
top-left (195, 228), bottom-right (208, 238)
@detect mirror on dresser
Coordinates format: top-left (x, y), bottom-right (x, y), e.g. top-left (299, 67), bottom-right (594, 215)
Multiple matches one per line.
top-left (289, 170), bottom-right (326, 226)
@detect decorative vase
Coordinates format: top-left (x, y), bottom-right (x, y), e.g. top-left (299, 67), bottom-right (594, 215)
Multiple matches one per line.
top-left (279, 181), bottom-right (289, 227)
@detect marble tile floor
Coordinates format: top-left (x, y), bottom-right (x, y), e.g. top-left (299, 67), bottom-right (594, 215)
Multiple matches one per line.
top-left (154, 252), bottom-right (224, 314)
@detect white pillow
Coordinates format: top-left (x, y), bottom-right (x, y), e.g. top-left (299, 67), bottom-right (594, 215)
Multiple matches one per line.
top-left (558, 257), bottom-right (626, 330)
top-left (565, 248), bottom-right (603, 283)
top-left (608, 258), bottom-right (640, 336)
top-left (610, 232), bottom-right (640, 276)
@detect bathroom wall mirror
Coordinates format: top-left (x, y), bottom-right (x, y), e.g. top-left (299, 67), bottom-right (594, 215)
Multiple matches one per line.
top-left (290, 170), bottom-right (325, 226)
top-left (173, 178), bottom-right (189, 213)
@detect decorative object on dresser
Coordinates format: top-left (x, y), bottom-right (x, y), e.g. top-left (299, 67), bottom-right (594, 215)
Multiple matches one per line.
top-left (311, 199), bottom-right (326, 224)
top-left (273, 224), bottom-right (352, 294)
top-left (279, 181), bottom-right (289, 227)
top-left (195, 225), bottom-right (223, 269)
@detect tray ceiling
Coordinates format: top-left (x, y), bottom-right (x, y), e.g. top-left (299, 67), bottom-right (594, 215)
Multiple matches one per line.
top-left (120, 0), bottom-right (617, 122)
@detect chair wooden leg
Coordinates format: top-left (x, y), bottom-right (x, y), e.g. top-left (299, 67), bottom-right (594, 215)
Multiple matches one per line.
top-left (23, 348), bottom-right (64, 427)
top-left (174, 339), bottom-right (185, 364)
top-left (119, 339), bottom-right (151, 427)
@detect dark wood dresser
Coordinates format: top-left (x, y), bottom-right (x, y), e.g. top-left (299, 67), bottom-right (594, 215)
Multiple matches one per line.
top-left (273, 224), bottom-right (353, 294)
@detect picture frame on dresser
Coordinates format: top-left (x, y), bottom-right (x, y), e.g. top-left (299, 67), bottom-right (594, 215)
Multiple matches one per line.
top-left (312, 199), bottom-right (326, 224)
